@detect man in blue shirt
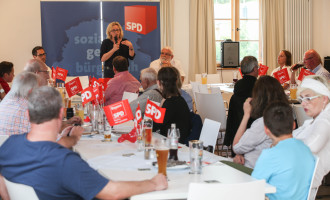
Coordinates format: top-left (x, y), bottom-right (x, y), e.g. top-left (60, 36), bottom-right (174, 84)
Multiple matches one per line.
top-left (0, 86), bottom-right (167, 200)
top-left (252, 102), bottom-right (315, 200)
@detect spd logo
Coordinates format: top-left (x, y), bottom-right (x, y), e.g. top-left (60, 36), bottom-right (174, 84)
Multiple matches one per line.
top-left (124, 5), bottom-right (157, 35)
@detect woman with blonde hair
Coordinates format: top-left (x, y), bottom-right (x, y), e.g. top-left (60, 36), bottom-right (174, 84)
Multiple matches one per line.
top-left (293, 75), bottom-right (330, 200)
top-left (100, 22), bottom-right (135, 78)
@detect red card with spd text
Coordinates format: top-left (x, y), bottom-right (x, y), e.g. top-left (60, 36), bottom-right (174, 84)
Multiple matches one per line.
top-left (65, 77), bottom-right (83, 98)
top-left (103, 99), bottom-right (134, 126)
top-left (273, 68), bottom-right (290, 84)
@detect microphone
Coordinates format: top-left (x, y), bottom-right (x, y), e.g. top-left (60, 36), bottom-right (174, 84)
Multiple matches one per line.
top-left (114, 36), bottom-right (118, 44)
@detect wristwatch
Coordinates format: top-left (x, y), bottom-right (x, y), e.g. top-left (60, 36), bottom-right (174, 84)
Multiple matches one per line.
top-left (0, 89), bottom-right (4, 94)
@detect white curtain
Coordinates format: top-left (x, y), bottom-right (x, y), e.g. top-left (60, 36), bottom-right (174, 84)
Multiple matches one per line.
top-left (160, 0), bottom-right (174, 48)
top-left (189, 0), bottom-right (216, 81)
top-left (260, 0), bottom-right (285, 73)
top-left (284, 0), bottom-right (312, 64)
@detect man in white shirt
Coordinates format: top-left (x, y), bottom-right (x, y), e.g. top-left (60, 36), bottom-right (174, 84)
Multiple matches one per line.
top-left (291, 49), bottom-right (330, 84)
top-left (149, 47), bottom-right (186, 82)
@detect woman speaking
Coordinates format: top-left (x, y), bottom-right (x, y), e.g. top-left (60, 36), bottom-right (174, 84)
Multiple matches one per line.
top-left (100, 22), bottom-right (135, 78)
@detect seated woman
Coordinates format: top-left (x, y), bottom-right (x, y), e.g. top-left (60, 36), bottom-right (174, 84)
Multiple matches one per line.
top-left (232, 75), bottom-right (289, 168)
top-left (153, 67), bottom-right (191, 143)
top-left (271, 50), bottom-right (292, 90)
top-left (293, 75), bottom-right (330, 200)
top-left (0, 61), bottom-right (15, 99)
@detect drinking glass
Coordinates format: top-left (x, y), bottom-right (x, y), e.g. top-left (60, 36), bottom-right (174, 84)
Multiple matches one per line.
top-left (143, 118), bottom-right (153, 146)
top-left (189, 140), bottom-right (203, 174)
top-left (201, 73), bottom-right (207, 84)
top-left (290, 84), bottom-right (298, 100)
top-left (155, 138), bottom-right (169, 176)
top-left (233, 71), bottom-right (238, 83)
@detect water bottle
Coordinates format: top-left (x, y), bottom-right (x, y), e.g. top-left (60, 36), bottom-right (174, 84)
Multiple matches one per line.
top-left (168, 124), bottom-right (180, 161)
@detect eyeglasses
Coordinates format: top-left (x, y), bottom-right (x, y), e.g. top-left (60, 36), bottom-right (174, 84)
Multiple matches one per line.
top-left (161, 52), bottom-right (172, 56)
top-left (39, 70), bottom-right (50, 74)
top-left (297, 95), bottom-right (320, 103)
top-left (37, 53), bottom-right (47, 57)
top-left (111, 29), bottom-right (120, 32)
top-left (304, 57), bottom-right (313, 62)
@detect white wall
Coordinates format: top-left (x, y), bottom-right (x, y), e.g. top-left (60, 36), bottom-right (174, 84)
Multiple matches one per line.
top-left (312, 0), bottom-right (330, 59)
top-left (0, 0), bottom-right (329, 76)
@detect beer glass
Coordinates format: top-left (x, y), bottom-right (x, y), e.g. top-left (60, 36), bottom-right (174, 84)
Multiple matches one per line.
top-left (290, 84), bottom-right (298, 100)
top-left (155, 138), bottom-right (169, 176)
top-left (189, 140), bottom-right (203, 174)
top-left (143, 118), bottom-right (153, 146)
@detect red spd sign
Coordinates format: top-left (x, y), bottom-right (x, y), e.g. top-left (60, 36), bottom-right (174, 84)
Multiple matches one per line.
top-left (103, 99), bottom-right (133, 126)
top-left (81, 86), bottom-right (96, 105)
top-left (273, 68), bottom-right (290, 84)
top-left (238, 68), bottom-right (243, 78)
top-left (65, 77), bottom-right (83, 98)
top-left (298, 68), bottom-right (315, 81)
top-left (135, 104), bottom-right (142, 124)
top-left (51, 67), bottom-right (56, 80)
top-left (144, 99), bottom-right (166, 123)
top-left (125, 5), bottom-right (157, 35)
top-left (98, 78), bottom-right (111, 91)
top-left (258, 64), bottom-right (269, 76)
top-left (55, 67), bottom-right (68, 82)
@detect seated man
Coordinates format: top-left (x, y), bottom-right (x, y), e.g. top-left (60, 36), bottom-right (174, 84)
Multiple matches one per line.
top-left (291, 49), bottom-right (330, 84)
top-left (130, 68), bottom-right (163, 115)
top-left (0, 86), bottom-right (167, 200)
top-left (105, 56), bottom-right (141, 105)
top-left (252, 102), bottom-right (315, 200)
top-left (0, 61), bottom-right (81, 148)
top-left (149, 47), bottom-right (185, 82)
top-left (224, 56), bottom-right (258, 154)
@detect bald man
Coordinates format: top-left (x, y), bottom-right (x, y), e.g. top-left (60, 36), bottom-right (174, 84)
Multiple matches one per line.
top-left (291, 49), bottom-right (330, 84)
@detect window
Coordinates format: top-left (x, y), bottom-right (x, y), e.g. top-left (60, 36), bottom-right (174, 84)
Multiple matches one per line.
top-left (214, 0), bottom-right (260, 67)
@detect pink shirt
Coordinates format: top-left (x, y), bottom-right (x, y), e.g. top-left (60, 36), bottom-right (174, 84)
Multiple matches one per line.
top-left (104, 71), bottom-right (140, 106)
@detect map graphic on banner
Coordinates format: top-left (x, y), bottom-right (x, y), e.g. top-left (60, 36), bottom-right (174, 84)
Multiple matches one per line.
top-left (41, 2), bottom-right (160, 79)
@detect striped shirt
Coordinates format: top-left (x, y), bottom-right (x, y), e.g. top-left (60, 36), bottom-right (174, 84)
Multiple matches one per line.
top-left (0, 95), bottom-right (30, 135)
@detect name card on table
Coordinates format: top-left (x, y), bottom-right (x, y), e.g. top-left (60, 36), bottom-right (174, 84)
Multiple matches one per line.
top-left (298, 68), bottom-right (315, 81)
top-left (65, 77), bottom-right (83, 97)
top-left (144, 99), bottom-right (166, 123)
top-left (55, 67), bottom-right (68, 82)
top-left (81, 86), bottom-right (96, 105)
top-left (273, 68), bottom-right (290, 84)
top-left (104, 99), bottom-right (134, 126)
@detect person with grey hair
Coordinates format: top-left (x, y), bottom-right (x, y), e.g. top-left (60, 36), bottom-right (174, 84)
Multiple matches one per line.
top-left (0, 86), bottom-right (167, 200)
top-left (130, 67), bottom-right (163, 115)
top-left (0, 72), bottom-right (82, 148)
top-left (24, 59), bottom-right (50, 86)
top-left (224, 56), bottom-right (259, 155)
top-left (292, 75), bottom-right (330, 199)
top-left (149, 47), bottom-right (186, 82)
top-left (0, 71), bottom-right (40, 135)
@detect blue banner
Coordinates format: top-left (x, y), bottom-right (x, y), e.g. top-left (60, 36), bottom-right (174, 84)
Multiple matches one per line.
top-left (41, 1), bottom-right (160, 79)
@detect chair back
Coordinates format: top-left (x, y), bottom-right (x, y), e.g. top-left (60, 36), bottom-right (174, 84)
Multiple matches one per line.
top-left (210, 87), bottom-right (221, 94)
top-left (3, 177), bottom-right (39, 200)
top-left (293, 104), bottom-right (312, 127)
top-left (195, 92), bottom-right (227, 131)
top-left (0, 135), bottom-right (9, 146)
top-left (199, 119), bottom-right (221, 153)
top-left (307, 156), bottom-right (320, 200)
top-left (187, 180), bottom-right (265, 200)
top-left (122, 91), bottom-right (138, 103)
